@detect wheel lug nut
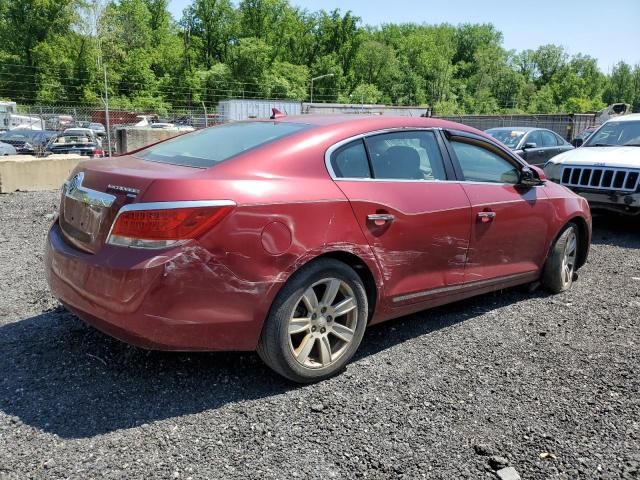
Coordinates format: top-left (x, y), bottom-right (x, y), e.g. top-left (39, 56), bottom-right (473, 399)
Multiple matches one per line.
top-left (321, 307), bottom-right (327, 313)
top-left (311, 313), bottom-right (317, 320)
top-left (320, 327), bottom-right (326, 333)
top-left (327, 315), bottom-right (332, 322)
top-left (311, 326), bottom-right (316, 332)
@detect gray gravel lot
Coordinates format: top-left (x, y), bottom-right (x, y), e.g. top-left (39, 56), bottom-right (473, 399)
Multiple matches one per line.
top-left (0, 190), bottom-right (639, 479)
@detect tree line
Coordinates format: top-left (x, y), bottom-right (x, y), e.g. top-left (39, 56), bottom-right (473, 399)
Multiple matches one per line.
top-left (1, 0), bottom-right (639, 115)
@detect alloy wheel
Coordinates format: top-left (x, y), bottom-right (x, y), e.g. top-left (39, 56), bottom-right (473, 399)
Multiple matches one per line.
top-left (288, 277), bottom-right (359, 369)
top-left (561, 229), bottom-right (577, 287)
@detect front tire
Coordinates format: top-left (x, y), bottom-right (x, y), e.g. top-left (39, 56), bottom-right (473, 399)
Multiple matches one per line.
top-left (541, 223), bottom-right (579, 294)
top-left (257, 259), bottom-right (368, 383)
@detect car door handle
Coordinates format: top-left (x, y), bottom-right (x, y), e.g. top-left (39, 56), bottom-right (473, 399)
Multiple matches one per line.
top-left (367, 213), bottom-right (395, 225)
top-left (477, 211), bottom-right (496, 223)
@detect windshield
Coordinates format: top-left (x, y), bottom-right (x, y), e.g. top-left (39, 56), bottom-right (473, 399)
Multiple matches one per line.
top-left (485, 129), bottom-right (526, 149)
top-left (51, 133), bottom-right (95, 145)
top-left (584, 120), bottom-right (640, 147)
top-left (136, 121), bottom-right (312, 168)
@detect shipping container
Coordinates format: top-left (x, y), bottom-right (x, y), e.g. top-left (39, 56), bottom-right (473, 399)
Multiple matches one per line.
top-left (303, 103), bottom-right (431, 117)
top-left (216, 100), bottom-right (302, 122)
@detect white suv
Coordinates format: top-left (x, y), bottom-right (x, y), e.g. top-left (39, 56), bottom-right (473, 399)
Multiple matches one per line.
top-left (544, 114), bottom-right (640, 216)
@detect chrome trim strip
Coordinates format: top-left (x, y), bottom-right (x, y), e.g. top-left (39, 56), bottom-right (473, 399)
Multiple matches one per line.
top-left (323, 128), bottom-right (544, 188)
top-left (114, 200), bottom-right (236, 213)
top-left (62, 172), bottom-right (116, 208)
top-left (392, 271), bottom-right (536, 303)
top-left (106, 200), bottom-right (236, 248)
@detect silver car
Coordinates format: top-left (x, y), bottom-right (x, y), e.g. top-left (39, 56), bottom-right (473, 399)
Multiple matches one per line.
top-left (0, 140), bottom-right (17, 156)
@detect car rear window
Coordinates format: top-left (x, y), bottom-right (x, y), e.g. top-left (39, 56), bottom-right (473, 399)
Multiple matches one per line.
top-left (136, 121), bottom-right (312, 168)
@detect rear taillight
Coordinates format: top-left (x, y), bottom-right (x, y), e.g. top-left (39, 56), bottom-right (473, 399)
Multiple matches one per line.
top-left (95, 148), bottom-right (104, 156)
top-left (107, 200), bottom-right (235, 249)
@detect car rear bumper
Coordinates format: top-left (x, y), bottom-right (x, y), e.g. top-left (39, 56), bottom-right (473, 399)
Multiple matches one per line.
top-left (44, 221), bottom-right (271, 351)
top-left (48, 149), bottom-right (98, 156)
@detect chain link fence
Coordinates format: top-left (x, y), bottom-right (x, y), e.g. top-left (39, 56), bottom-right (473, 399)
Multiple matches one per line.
top-left (14, 104), bottom-right (216, 131)
top-left (437, 113), bottom-right (597, 141)
top-left (11, 103), bottom-right (598, 143)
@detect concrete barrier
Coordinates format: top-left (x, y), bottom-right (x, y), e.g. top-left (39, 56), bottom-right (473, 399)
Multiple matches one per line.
top-left (0, 154), bottom-right (87, 193)
top-left (116, 127), bottom-right (190, 154)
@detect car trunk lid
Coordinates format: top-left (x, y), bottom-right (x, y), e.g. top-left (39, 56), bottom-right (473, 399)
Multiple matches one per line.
top-left (58, 155), bottom-right (201, 253)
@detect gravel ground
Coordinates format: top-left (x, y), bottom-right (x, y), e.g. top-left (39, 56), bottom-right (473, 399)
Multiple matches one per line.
top-left (0, 190), bottom-right (639, 480)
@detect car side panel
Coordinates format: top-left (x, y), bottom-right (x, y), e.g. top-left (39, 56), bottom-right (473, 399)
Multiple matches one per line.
top-left (540, 181), bottom-right (592, 264)
top-left (461, 184), bottom-right (552, 282)
top-left (46, 175), bottom-right (386, 351)
top-left (334, 181), bottom-right (472, 303)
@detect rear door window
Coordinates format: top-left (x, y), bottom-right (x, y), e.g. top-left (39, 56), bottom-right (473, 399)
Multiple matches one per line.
top-left (136, 121), bottom-right (311, 168)
top-left (364, 131), bottom-right (447, 180)
top-left (540, 130), bottom-right (558, 147)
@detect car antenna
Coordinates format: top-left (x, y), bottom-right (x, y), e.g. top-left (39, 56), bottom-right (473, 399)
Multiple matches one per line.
top-left (270, 108), bottom-right (286, 120)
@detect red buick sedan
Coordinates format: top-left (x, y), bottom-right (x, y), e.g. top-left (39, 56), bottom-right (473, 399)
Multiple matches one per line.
top-left (45, 115), bottom-right (591, 382)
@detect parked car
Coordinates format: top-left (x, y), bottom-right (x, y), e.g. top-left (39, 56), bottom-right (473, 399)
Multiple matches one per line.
top-left (485, 127), bottom-right (573, 166)
top-left (88, 122), bottom-right (106, 134)
top-left (571, 126), bottom-right (597, 147)
top-left (544, 113), bottom-right (640, 216)
top-left (0, 141), bottom-right (17, 155)
top-left (47, 129), bottom-right (104, 157)
top-left (0, 128), bottom-right (57, 155)
top-left (45, 115), bottom-right (592, 382)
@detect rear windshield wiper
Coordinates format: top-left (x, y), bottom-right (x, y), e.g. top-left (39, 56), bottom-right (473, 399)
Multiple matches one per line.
top-left (587, 143), bottom-right (615, 147)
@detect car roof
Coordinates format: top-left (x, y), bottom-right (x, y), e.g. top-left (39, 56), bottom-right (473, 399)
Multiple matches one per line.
top-left (486, 127), bottom-right (547, 132)
top-left (267, 114), bottom-right (489, 137)
top-left (606, 113), bottom-right (640, 123)
top-left (5, 128), bottom-right (41, 134)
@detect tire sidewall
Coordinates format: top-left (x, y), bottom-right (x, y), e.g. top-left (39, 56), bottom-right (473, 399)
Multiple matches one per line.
top-left (264, 259), bottom-right (368, 382)
top-left (543, 223), bottom-right (578, 293)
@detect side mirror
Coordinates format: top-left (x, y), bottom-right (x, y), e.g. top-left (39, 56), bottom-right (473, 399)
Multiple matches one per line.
top-left (519, 166), bottom-right (545, 187)
top-left (571, 138), bottom-right (584, 147)
top-left (523, 142), bottom-right (537, 149)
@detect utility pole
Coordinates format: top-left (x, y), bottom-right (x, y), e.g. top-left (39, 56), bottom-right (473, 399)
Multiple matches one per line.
top-left (201, 101), bottom-right (208, 128)
top-left (310, 74), bottom-right (335, 104)
top-left (103, 64), bottom-right (112, 157)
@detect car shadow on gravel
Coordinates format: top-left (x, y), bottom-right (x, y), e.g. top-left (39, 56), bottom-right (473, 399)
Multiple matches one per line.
top-left (591, 214), bottom-right (640, 249)
top-left (0, 285), bottom-right (545, 440)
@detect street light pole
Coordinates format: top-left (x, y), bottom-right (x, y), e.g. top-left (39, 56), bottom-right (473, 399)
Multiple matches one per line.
top-left (103, 64), bottom-right (112, 157)
top-left (310, 74), bottom-right (335, 104)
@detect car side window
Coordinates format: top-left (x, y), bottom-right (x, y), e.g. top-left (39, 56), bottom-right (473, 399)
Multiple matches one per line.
top-left (364, 131), bottom-right (446, 180)
top-left (525, 130), bottom-right (543, 147)
top-left (450, 140), bottom-right (520, 184)
top-left (541, 131), bottom-right (558, 147)
top-left (553, 132), bottom-right (567, 145)
top-left (330, 140), bottom-right (371, 178)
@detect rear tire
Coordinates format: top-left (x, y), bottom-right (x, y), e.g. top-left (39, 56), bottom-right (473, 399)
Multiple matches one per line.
top-left (257, 258), bottom-right (368, 383)
top-left (541, 223), bottom-right (579, 294)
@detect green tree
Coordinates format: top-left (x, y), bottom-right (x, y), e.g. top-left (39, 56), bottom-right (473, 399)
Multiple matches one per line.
top-left (532, 44), bottom-right (567, 85)
top-left (603, 61), bottom-right (635, 105)
top-left (262, 61), bottom-right (309, 100)
top-left (182, 0), bottom-right (236, 68)
top-left (230, 37), bottom-right (272, 88)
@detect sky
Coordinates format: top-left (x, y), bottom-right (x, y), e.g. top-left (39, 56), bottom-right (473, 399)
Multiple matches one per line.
top-left (167, 0), bottom-right (640, 72)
